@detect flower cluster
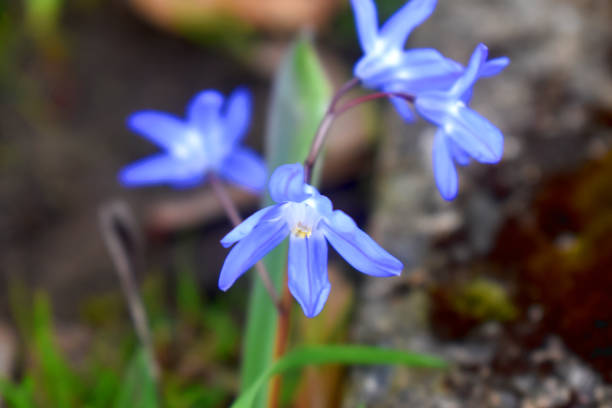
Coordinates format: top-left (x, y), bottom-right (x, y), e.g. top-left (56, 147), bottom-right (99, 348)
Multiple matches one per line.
top-left (119, 88), bottom-right (267, 192)
top-left (118, 0), bottom-right (509, 319)
top-left (218, 163), bottom-right (403, 317)
top-left (351, 0), bottom-right (509, 200)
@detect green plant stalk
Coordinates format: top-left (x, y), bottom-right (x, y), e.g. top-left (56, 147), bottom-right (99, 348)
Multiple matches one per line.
top-left (240, 35), bottom-right (331, 407)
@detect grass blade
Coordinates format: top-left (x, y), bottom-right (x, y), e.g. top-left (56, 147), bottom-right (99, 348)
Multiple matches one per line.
top-left (233, 344), bottom-right (446, 408)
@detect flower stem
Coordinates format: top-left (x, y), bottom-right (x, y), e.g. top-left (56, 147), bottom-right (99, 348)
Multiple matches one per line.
top-left (209, 173), bottom-right (284, 312)
top-left (335, 91), bottom-right (415, 116)
top-left (303, 78), bottom-right (415, 183)
top-left (98, 201), bottom-right (159, 381)
top-left (303, 77), bottom-right (360, 183)
top-left (269, 274), bottom-right (292, 408)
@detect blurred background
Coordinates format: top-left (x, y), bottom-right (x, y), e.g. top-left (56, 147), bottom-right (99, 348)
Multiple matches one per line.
top-left (1, 0), bottom-right (612, 406)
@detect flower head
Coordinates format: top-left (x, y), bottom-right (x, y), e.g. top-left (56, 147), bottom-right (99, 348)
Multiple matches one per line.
top-left (351, 0), bottom-right (438, 86)
top-left (119, 88), bottom-right (267, 192)
top-left (218, 163), bottom-right (403, 318)
top-left (350, 0), bottom-right (509, 123)
top-left (415, 44), bottom-right (505, 200)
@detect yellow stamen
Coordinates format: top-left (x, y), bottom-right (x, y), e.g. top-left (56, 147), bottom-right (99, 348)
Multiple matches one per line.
top-left (292, 222), bottom-right (312, 238)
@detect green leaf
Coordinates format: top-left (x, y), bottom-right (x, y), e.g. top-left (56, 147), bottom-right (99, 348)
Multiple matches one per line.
top-left (241, 34), bottom-right (331, 407)
top-left (32, 292), bottom-right (81, 407)
top-left (24, 0), bottom-right (63, 36)
top-left (232, 344), bottom-right (446, 408)
top-left (0, 376), bottom-right (36, 408)
top-left (114, 348), bottom-right (158, 408)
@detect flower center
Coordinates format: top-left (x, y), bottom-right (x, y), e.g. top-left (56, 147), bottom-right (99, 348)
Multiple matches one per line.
top-left (292, 222), bottom-right (312, 239)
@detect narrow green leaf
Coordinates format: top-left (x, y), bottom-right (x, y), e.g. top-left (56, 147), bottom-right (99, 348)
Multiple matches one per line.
top-left (241, 34), bottom-right (331, 407)
top-left (32, 292), bottom-right (80, 407)
top-left (232, 344), bottom-right (446, 408)
top-left (0, 376), bottom-right (36, 408)
top-left (114, 348), bottom-right (158, 408)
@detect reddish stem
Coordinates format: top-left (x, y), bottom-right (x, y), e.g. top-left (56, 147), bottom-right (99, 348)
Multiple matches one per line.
top-left (269, 274), bottom-right (292, 408)
top-left (303, 80), bottom-right (415, 183)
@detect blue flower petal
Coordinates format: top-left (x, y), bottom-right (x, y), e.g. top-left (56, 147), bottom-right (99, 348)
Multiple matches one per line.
top-left (447, 104), bottom-right (503, 163)
top-left (187, 90), bottom-right (224, 135)
top-left (220, 204), bottom-right (279, 248)
top-left (269, 163), bottom-right (310, 203)
top-left (119, 154), bottom-right (197, 187)
top-left (219, 147), bottom-right (267, 192)
top-left (393, 49), bottom-right (462, 85)
top-left (480, 56), bottom-right (510, 77)
top-left (449, 43), bottom-right (488, 98)
top-left (414, 91), bottom-right (449, 124)
top-left (379, 0), bottom-right (437, 50)
top-left (288, 232), bottom-right (330, 318)
top-left (171, 174), bottom-right (207, 189)
top-left (448, 138), bottom-right (471, 166)
top-left (127, 111), bottom-right (189, 151)
top-left (432, 130), bottom-right (458, 200)
top-left (224, 87), bottom-right (251, 145)
top-left (388, 94), bottom-right (416, 122)
top-left (322, 210), bottom-right (403, 277)
top-left (218, 216), bottom-right (288, 291)
top-left (350, 0), bottom-right (379, 52)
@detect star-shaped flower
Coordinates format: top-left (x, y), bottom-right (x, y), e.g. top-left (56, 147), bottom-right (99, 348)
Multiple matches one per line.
top-left (351, 0), bottom-right (439, 88)
top-left (350, 0), bottom-right (509, 122)
top-left (415, 44), bottom-right (504, 200)
top-left (218, 163), bottom-right (403, 318)
top-left (119, 88), bottom-right (267, 192)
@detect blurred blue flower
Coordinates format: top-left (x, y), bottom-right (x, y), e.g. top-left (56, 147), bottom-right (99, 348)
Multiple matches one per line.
top-left (415, 44), bottom-right (505, 200)
top-left (119, 88), bottom-right (267, 192)
top-left (218, 163), bottom-right (403, 318)
top-left (350, 0), bottom-right (510, 122)
top-left (350, 0), bottom-right (439, 88)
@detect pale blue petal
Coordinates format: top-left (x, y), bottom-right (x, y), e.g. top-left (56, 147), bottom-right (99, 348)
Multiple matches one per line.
top-left (448, 138), bottom-right (471, 166)
top-left (269, 163), bottom-right (310, 203)
top-left (432, 130), bottom-right (458, 200)
top-left (187, 90), bottom-right (224, 135)
top-left (460, 88), bottom-right (473, 103)
top-left (127, 111), bottom-right (189, 151)
top-left (479, 57), bottom-right (510, 77)
top-left (447, 105), bottom-right (503, 163)
top-left (224, 87), bottom-right (251, 145)
top-left (350, 0), bottom-right (379, 52)
top-left (388, 94), bottom-right (416, 122)
top-left (394, 49), bottom-right (462, 89)
top-left (379, 0), bottom-right (437, 50)
top-left (304, 187), bottom-right (334, 216)
top-left (218, 217), bottom-right (288, 291)
top-left (219, 147), bottom-right (267, 192)
top-left (414, 91), bottom-right (449, 125)
top-left (220, 204), bottom-right (279, 248)
top-left (322, 210), bottom-right (403, 277)
top-left (449, 43), bottom-right (488, 98)
top-left (119, 154), bottom-right (200, 187)
top-left (171, 174), bottom-right (206, 189)
top-left (288, 232), bottom-right (330, 318)
top-left (462, 56), bottom-right (509, 102)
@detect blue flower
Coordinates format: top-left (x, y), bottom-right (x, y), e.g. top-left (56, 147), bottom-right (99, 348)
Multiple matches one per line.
top-left (350, 0), bottom-right (510, 123)
top-left (415, 44), bottom-right (505, 200)
top-left (218, 163), bottom-right (403, 318)
top-left (350, 0), bottom-right (440, 89)
top-left (119, 88), bottom-right (267, 192)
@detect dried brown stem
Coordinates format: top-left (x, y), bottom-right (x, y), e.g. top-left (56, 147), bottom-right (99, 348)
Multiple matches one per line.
top-left (99, 201), bottom-right (159, 380)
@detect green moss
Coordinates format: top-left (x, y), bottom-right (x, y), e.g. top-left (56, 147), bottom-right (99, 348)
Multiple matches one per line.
top-left (449, 278), bottom-right (517, 322)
